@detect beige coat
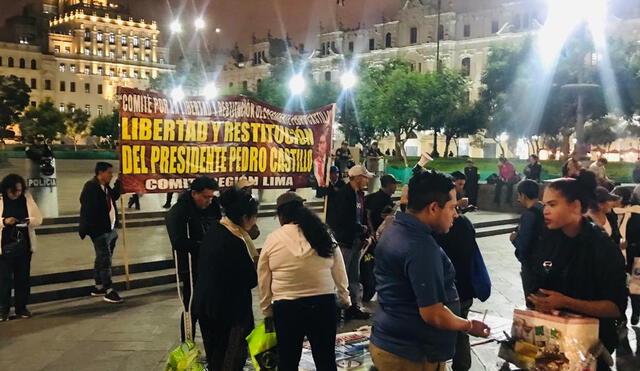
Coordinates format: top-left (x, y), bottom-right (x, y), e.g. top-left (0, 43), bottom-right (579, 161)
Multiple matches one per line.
top-left (0, 192), bottom-right (43, 254)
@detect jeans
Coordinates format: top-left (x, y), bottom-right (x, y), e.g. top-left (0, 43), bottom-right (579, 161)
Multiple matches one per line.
top-left (199, 315), bottom-right (252, 371)
top-left (91, 228), bottom-right (118, 290)
top-left (273, 294), bottom-right (338, 371)
top-left (340, 239), bottom-right (362, 307)
top-left (0, 252), bottom-right (32, 310)
top-left (494, 179), bottom-right (516, 205)
top-left (453, 299), bottom-right (473, 371)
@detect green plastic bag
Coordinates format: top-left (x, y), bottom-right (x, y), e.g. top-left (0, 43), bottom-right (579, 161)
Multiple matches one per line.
top-left (246, 321), bottom-right (278, 370)
top-left (165, 340), bottom-right (206, 371)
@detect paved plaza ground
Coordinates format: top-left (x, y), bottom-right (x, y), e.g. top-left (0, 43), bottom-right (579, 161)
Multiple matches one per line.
top-left (3, 229), bottom-right (640, 371)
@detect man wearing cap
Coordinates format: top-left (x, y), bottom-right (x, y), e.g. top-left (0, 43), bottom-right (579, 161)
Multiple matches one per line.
top-left (328, 165), bottom-right (374, 320)
top-left (166, 176), bottom-right (222, 341)
top-left (463, 160), bottom-right (479, 207)
top-left (365, 175), bottom-right (400, 235)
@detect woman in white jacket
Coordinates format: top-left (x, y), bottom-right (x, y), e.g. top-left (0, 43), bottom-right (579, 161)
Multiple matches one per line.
top-left (259, 192), bottom-right (350, 371)
top-left (0, 174), bottom-right (43, 321)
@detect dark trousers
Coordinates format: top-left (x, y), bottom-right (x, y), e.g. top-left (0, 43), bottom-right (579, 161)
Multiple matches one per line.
top-left (199, 315), bottom-right (252, 371)
top-left (91, 229), bottom-right (118, 290)
top-left (273, 294), bottom-right (337, 371)
top-left (464, 183), bottom-right (479, 206)
top-left (453, 299), bottom-right (473, 371)
top-left (494, 179), bottom-right (515, 205)
top-left (127, 194), bottom-right (140, 210)
top-left (0, 252), bottom-right (32, 310)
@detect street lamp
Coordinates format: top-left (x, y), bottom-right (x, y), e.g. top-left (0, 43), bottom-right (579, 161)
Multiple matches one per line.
top-left (170, 20), bottom-right (182, 34)
top-left (170, 86), bottom-right (185, 102)
top-left (340, 71), bottom-right (357, 90)
top-left (203, 83), bottom-right (218, 100)
top-left (194, 18), bottom-right (206, 31)
top-left (288, 74), bottom-right (305, 95)
top-left (215, 28), bottom-right (221, 34)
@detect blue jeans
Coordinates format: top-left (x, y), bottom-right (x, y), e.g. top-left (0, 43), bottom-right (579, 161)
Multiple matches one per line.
top-left (91, 229), bottom-right (118, 289)
top-left (340, 238), bottom-right (362, 307)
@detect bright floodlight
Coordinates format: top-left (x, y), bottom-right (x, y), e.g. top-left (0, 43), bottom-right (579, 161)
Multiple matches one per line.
top-left (170, 20), bottom-right (182, 33)
top-left (340, 71), bottom-right (357, 89)
top-left (203, 83), bottom-right (218, 100)
top-left (194, 18), bottom-right (206, 30)
top-left (289, 74), bottom-right (306, 95)
top-left (215, 28), bottom-right (221, 34)
top-left (170, 86), bottom-right (185, 101)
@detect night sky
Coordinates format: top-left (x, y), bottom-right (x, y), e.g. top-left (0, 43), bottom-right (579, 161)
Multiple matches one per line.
top-left (2, 0), bottom-right (403, 52)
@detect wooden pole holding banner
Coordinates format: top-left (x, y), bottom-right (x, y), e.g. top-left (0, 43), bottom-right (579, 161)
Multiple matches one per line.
top-left (119, 196), bottom-right (131, 289)
top-left (323, 104), bottom-right (337, 222)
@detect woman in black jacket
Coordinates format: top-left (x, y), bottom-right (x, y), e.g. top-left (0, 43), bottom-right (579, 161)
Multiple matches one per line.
top-left (192, 188), bottom-right (259, 371)
top-left (526, 171), bottom-right (627, 370)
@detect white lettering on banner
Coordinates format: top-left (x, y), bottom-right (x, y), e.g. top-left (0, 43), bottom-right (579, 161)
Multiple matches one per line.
top-left (145, 178), bottom-right (194, 191)
top-left (27, 178), bottom-right (57, 187)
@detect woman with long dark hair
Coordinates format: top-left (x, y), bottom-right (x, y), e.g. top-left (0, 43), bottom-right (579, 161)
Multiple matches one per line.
top-left (192, 188), bottom-right (259, 370)
top-left (0, 174), bottom-right (42, 321)
top-left (526, 171), bottom-right (627, 370)
top-left (258, 192), bottom-right (350, 370)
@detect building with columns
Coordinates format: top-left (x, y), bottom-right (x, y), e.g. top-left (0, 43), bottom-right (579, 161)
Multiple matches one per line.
top-left (0, 0), bottom-right (172, 119)
top-left (217, 0), bottom-right (640, 158)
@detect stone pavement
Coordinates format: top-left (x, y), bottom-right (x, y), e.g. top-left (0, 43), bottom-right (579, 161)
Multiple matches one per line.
top-left (4, 233), bottom-right (639, 371)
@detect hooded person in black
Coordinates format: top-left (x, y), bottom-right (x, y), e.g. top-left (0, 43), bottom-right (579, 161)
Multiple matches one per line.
top-left (165, 176), bottom-right (221, 342)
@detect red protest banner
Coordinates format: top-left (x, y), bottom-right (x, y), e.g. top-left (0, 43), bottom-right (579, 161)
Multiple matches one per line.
top-left (117, 87), bottom-right (335, 193)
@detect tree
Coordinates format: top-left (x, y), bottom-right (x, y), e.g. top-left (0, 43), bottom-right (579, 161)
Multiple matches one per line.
top-left (90, 110), bottom-right (119, 149)
top-left (584, 116), bottom-right (621, 151)
top-left (19, 100), bottom-right (65, 143)
top-left (64, 104), bottom-right (90, 151)
top-left (356, 60), bottom-right (422, 165)
top-left (442, 101), bottom-right (485, 157)
top-left (0, 75), bottom-right (30, 142)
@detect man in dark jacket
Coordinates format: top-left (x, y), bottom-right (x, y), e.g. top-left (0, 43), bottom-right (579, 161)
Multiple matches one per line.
top-left (165, 176), bottom-right (221, 341)
top-left (328, 165), bottom-right (373, 320)
top-left (79, 162), bottom-right (123, 304)
top-left (434, 171), bottom-right (482, 371)
top-left (524, 154), bottom-right (542, 182)
top-left (463, 160), bottom-right (479, 206)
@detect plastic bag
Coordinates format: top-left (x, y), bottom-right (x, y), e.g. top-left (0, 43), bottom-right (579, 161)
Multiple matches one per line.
top-left (246, 321), bottom-right (278, 370)
top-left (165, 340), bottom-right (206, 371)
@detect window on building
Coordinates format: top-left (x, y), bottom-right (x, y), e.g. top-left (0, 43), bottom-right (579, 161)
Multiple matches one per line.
top-left (70, 64), bottom-right (76, 73)
top-left (438, 25), bottom-right (444, 40)
top-left (30, 101), bottom-right (36, 107)
top-left (348, 41), bottom-right (354, 52)
top-left (410, 63), bottom-right (415, 72)
top-left (84, 65), bottom-right (90, 75)
top-left (85, 105), bottom-right (90, 115)
top-left (109, 33), bottom-right (115, 44)
top-left (97, 67), bottom-right (103, 75)
top-left (97, 49), bottom-right (103, 57)
top-left (242, 80), bottom-right (248, 90)
top-left (369, 38), bottom-right (375, 51)
top-left (133, 70), bottom-right (139, 78)
top-left (331, 41), bottom-right (336, 53)
top-left (321, 43), bottom-right (326, 56)
top-left (84, 83), bottom-right (90, 93)
top-left (410, 27), bottom-right (418, 44)
top-left (121, 70), bottom-right (127, 78)
top-left (492, 20), bottom-right (500, 33)
top-left (8, 57), bottom-right (14, 67)
top-left (324, 71), bottom-right (331, 81)
top-left (133, 36), bottom-right (139, 47)
top-left (30, 78), bottom-right (36, 89)
top-left (464, 24), bottom-right (471, 37)
top-left (418, 63), bottom-right (422, 72)
top-left (0, 56), bottom-right (2, 66)
top-left (70, 82), bottom-right (76, 92)
top-left (121, 35), bottom-right (127, 46)
top-left (98, 84), bottom-right (103, 94)
top-left (65, 46), bottom-right (71, 54)
top-left (144, 55), bottom-right (150, 62)
top-left (59, 103), bottom-right (65, 112)
top-left (45, 79), bottom-right (51, 90)
top-left (69, 104), bottom-right (75, 112)
top-left (461, 57), bottom-right (471, 77)
top-left (84, 29), bottom-right (91, 41)
top-left (59, 63), bottom-right (65, 72)
top-left (160, 58), bottom-right (165, 64)
top-left (19, 58), bottom-right (25, 68)
top-left (84, 48), bottom-right (90, 56)
top-left (385, 33), bottom-right (392, 48)
top-left (133, 54), bottom-right (139, 61)
top-left (54, 45), bottom-right (60, 53)
top-left (109, 69), bottom-right (115, 77)
top-left (29, 59), bottom-right (36, 70)
top-left (122, 52), bottom-right (127, 60)
top-left (96, 31), bottom-right (103, 42)
top-left (229, 82), bottom-right (233, 88)
top-left (60, 81), bottom-right (66, 91)
top-left (97, 105), bottom-right (103, 116)
top-left (109, 51), bottom-right (115, 59)
top-left (144, 38), bottom-right (151, 48)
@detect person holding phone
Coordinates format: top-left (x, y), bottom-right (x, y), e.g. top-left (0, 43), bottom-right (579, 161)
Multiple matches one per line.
top-left (0, 174), bottom-right (43, 321)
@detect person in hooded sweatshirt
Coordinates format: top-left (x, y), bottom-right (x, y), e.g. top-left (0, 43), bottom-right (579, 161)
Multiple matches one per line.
top-left (258, 192), bottom-right (350, 371)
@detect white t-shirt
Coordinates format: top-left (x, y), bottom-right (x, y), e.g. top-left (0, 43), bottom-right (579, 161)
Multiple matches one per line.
top-left (102, 184), bottom-right (116, 230)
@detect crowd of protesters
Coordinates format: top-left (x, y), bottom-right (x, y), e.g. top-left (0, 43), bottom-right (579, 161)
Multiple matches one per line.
top-left (6, 142), bottom-right (640, 371)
